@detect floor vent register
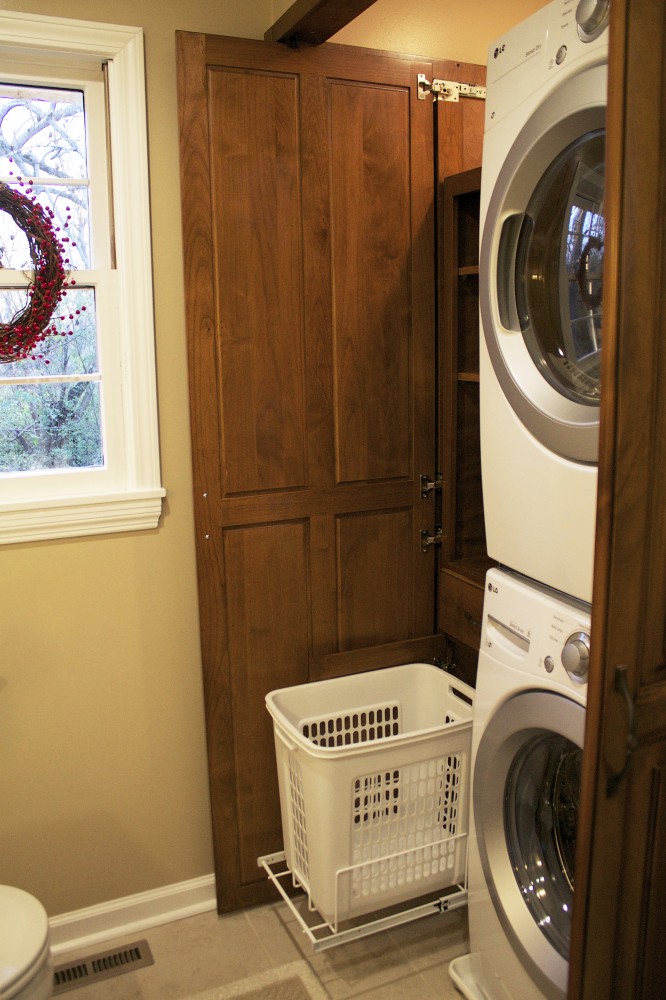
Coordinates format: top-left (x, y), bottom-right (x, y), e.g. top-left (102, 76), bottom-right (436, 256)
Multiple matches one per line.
top-left (53, 939), bottom-right (154, 994)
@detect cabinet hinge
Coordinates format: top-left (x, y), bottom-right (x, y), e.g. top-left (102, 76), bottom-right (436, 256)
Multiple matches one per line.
top-left (420, 473), bottom-right (443, 498)
top-left (420, 527), bottom-right (443, 552)
top-left (417, 74), bottom-right (487, 103)
top-left (435, 656), bottom-right (456, 673)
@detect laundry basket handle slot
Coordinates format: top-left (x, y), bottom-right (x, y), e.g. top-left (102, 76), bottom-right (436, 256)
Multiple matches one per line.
top-left (447, 681), bottom-right (474, 708)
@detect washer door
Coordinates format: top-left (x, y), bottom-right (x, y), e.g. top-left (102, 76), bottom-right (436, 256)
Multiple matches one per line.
top-left (473, 690), bottom-right (585, 999)
top-left (481, 62), bottom-right (606, 463)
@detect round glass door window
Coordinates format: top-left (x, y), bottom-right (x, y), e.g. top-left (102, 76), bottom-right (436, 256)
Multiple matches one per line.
top-left (504, 732), bottom-right (582, 959)
top-left (515, 130), bottom-right (605, 406)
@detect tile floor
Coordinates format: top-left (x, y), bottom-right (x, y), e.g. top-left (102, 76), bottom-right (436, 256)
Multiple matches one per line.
top-left (53, 900), bottom-right (469, 999)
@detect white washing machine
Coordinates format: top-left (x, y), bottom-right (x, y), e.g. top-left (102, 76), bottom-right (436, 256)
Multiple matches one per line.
top-left (450, 567), bottom-right (590, 1000)
top-left (479, 0), bottom-right (609, 603)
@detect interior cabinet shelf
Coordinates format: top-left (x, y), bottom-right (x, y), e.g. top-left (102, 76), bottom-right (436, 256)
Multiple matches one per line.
top-left (438, 166), bottom-right (493, 686)
top-left (444, 555), bottom-right (492, 587)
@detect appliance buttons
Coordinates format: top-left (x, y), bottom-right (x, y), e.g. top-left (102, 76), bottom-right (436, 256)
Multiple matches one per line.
top-left (575, 0), bottom-right (610, 42)
top-left (562, 630), bottom-right (591, 681)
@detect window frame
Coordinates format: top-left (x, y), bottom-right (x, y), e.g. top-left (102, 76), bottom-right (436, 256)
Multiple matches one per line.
top-left (0, 10), bottom-right (164, 543)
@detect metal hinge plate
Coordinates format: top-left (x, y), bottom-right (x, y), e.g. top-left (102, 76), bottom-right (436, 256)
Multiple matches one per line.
top-left (421, 527), bottom-right (443, 552)
top-left (420, 472), bottom-right (443, 498)
top-left (417, 74), bottom-right (487, 102)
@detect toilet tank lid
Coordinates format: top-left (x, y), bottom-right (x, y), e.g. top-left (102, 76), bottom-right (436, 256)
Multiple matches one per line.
top-left (0, 886), bottom-right (49, 992)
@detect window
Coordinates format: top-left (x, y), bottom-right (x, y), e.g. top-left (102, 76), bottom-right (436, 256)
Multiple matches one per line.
top-left (0, 12), bottom-right (164, 543)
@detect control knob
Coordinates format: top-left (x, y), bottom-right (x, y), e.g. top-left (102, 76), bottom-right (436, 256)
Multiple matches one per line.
top-left (575, 0), bottom-right (610, 42)
top-left (561, 631), bottom-right (591, 681)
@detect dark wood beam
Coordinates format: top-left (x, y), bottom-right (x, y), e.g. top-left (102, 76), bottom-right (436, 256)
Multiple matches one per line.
top-left (264, 0), bottom-right (380, 46)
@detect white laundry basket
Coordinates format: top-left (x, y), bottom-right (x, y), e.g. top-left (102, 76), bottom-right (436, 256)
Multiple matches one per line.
top-left (266, 663), bottom-right (474, 926)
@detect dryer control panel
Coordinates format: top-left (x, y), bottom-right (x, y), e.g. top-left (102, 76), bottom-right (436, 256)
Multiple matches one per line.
top-left (576, 0), bottom-right (611, 42)
top-left (484, 0), bottom-right (609, 134)
top-left (481, 567), bottom-right (592, 688)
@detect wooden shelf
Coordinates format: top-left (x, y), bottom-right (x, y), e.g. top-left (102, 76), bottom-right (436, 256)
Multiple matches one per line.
top-left (438, 166), bottom-right (487, 685)
top-left (443, 555), bottom-right (495, 588)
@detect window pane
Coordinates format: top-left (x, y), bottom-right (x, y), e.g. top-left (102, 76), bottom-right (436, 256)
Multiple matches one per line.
top-left (0, 379), bottom-right (103, 472)
top-left (0, 85), bottom-right (87, 179)
top-left (0, 184), bottom-right (90, 270)
top-left (0, 286), bottom-right (98, 375)
top-left (0, 286), bottom-right (99, 381)
top-left (0, 84), bottom-right (91, 269)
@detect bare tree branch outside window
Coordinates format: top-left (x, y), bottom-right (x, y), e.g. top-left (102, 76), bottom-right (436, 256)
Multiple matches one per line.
top-left (0, 84), bottom-right (103, 473)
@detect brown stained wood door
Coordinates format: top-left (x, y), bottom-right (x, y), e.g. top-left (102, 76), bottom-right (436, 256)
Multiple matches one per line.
top-left (569, 0), bottom-right (666, 996)
top-left (177, 31), bottom-right (484, 911)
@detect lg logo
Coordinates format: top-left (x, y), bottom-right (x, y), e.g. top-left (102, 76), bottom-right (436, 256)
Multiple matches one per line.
top-left (493, 43), bottom-right (506, 59)
top-left (488, 582), bottom-right (498, 593)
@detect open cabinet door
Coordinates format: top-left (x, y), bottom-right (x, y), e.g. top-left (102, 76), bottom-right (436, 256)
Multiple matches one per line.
top-left (569, 0), bottom-right (666, 995)
top-left (177, 31), bottom-right (484, 911)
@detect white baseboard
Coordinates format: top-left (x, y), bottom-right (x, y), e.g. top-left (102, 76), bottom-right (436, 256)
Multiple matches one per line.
top-left (48, 873), bottom-right (217, 956)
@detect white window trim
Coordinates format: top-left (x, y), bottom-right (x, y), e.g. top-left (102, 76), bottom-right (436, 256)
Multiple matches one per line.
top-left (0, 10), bottom-right (164, 544)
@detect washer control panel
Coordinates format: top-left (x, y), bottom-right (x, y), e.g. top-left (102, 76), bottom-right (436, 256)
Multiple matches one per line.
top-left (562, 630), bottom-right (591, 681)
top-left (482, 567), bottom-right (592, 687)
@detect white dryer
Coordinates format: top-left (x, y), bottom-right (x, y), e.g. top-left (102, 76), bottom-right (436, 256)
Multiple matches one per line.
top-left (450, 567), bottom-right (590, 1000)
top-left (479, 0), bottom-right (609, 603)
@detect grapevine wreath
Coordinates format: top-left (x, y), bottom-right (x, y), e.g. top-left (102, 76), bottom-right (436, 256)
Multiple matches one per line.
top-left (0, 178), bottom-right (74, 363)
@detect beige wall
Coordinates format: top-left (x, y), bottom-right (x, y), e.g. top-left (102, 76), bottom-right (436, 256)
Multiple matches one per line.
top-left (0, 0), bottom-right (273, 918)
top-left (272, 0), bottom-right (546, 64)
top-left (1, 0), bottom-right (545, 919)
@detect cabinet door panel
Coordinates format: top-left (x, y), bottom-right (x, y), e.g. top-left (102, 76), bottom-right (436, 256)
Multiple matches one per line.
top-left (209, 69), bottom-right (307, 495)
top-left (569, 2), bottom-right (666, 993)
top-left (330, 81), bottom-right (412, 484)
top-left (336, 508), bottom-right (414, 650)
top-left (224, 522), bottom-right (310, 883)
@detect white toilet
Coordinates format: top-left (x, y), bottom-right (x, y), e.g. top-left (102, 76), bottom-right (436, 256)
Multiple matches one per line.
top-left (0, 887), bottom-right (52, 1000)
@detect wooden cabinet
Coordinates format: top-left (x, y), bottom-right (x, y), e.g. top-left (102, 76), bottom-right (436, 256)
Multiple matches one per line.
top-left (438, 166), bottom-right (493, 686)
top-left (178, 31), bottom-right (486, 912)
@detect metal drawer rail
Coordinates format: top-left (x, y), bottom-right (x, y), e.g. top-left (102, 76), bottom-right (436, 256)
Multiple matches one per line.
top-left (257, 851), bottom-right (468, 952)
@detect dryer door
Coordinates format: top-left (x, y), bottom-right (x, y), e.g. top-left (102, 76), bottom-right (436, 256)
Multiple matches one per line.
top-left (481, 62), bottom-right (606, 463)
top-left (473, 690), bottom-right (585, 999)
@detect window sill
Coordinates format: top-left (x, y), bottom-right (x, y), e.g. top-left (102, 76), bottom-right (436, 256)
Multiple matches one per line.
top-left (0, 489), bottom-right (166, 545)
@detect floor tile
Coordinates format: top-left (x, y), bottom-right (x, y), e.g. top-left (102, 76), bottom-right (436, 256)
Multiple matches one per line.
top-left (52, 901), bottom-right (470, 1000)
top-left (305, 931), bottom-right (422, 998)
top-left (243, 902), bottom-right (304, 966)
top-left (388, 909), bottom-right (469, 970)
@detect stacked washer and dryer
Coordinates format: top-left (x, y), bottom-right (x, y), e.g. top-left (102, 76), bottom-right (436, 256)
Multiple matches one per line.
top-left (450, 1), bottom-right (609, 999)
